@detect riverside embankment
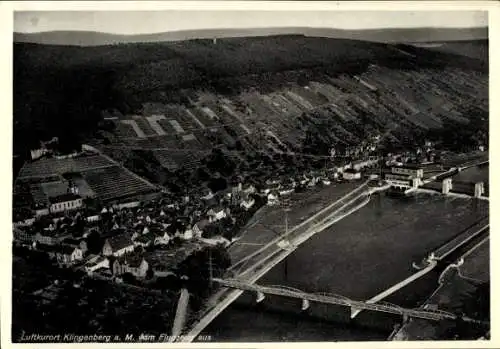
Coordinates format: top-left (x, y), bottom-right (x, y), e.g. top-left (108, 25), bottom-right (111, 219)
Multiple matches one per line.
top-left (200, 188), bottom-right (488, 341)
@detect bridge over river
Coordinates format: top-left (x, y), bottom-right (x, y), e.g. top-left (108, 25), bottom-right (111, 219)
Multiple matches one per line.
top-left (213, 278), bottom-right (487, 325)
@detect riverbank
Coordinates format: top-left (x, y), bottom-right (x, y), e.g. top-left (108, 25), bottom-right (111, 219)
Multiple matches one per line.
top-left (391, 236), bottom-right (489, 340)
top-left (180, 181), bottom-right (375, 341)
top-left (228, 180), bottom-right (363, 265)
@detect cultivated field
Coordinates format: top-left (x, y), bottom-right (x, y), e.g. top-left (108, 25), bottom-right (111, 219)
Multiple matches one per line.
top-left (17, 154), bottom-right (115, 179)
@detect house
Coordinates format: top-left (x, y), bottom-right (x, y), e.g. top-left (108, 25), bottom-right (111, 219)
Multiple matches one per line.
top-left (112, 257), bottom-right (149, 278)
top-left (206, 205), bottom-right (228, 222)
top-left (13, 227), bottom-right (36, 245)
top-left (48, 193), bottom-right (83, 214)
top-left (35, 243), bottom-right (59, 259)
top-left (352, 158), bottom-right (379, 171)
top-left (200, 188), bottom-right (214, 200)
top-left (391, 166), bottom-right (424, 178)
top-left (35, 208), bottom-right (50, 217)
top-left (154, 231), bottom-right (171, 245)
top-left (86, 215), bottom-right (100, 223)
top-left (307, 177), bottom-right (319, 187)
top-left (102, 234), bottom-right (135, 257)
top-left (84, 256), bottom-right (109, 274)
top-left (267, 192), bottom-right (280, 206)
top-left (62, 238), bottom-right (88, 255)
top-left (35, 230), bottom-right (71, 246)
top-left (183, 225), bottom-right (194, 240)
top-left (55, 245), bottom-right (84, 266)
top-left (242, 184), bottom-right (256, 195)
top-left (343, 169), bottom-right (361, 180)
top-left (279, 183), bottom-right (295, 196)
top-left (133, 233), bottom-right (154, 247)
top-left (193, 219), bottom-right (210, 238)
top-left (240, 197), bottom-right (255, 210)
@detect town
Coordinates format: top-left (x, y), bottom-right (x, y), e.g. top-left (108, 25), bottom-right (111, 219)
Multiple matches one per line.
top-left (11, 11), bottom-right (489, 343)
top-left (13, 133), bottom-right (487, 299)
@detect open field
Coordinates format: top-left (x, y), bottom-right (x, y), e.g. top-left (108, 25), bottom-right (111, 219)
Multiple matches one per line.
top-left (229, 181), bottom-right (360, 263)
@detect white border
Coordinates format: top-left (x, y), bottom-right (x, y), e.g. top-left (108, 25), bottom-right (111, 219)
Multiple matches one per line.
top-left (1, 1), bottom-right (498, 349)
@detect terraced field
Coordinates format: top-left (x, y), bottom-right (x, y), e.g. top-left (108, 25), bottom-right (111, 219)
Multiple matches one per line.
top-left (15, 153), bottom-right (160, 204)
top-left (17, 154), bottom-right (115, 179)
top-left (82, 165), bottom-right (158, 202)
top-left (100, 59), bottom-right (487, 175)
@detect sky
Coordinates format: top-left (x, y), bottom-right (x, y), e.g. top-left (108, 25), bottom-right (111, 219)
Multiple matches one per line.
top-left (14, 10), bottom-right (488, 35)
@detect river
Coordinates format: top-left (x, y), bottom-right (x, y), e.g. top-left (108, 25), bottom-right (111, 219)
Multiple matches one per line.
top-left (199, 166), bottom-right (489, 342)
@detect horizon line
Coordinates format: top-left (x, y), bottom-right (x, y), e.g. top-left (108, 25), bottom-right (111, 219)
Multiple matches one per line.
top-left (14, 25), bottom-right (489, 36)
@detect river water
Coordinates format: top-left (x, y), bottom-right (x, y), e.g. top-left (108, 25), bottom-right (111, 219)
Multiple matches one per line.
top-left (200, 166), bottom-right (489, 342)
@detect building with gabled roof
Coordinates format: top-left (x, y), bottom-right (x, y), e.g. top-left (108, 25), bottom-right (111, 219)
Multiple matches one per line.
top-left (112, 254), bottom-right (149, 279)
top-left (102, 233), bottom-right (135, 257)
top-left (48, 193), bottom-right (83, 214)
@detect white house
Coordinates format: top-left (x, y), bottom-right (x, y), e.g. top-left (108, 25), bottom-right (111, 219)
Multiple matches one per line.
top-left (48, 193), bottom-right (83, 214)
top-left (84, 256), bottom-right (109, 274)
top-left (62, 238), bottom-right (88, 255)
top-left (343, 170), bottom-right (361, 180)
top-left (267, 192), bottom-right (280, 206)
top-left (56, 245), bottom-right (84, 265)
top-left (183, 225), bottom-right (194, 240)
top-left (242, 184), bottom-right (256, 195)
top-left (207, 206), bottom-right (228, 222)
top-left (279, 184), bottom-right (295, 196)
top-left (35, 208), bottom-right (50, 217)
top-left (154, 232), bottom-right (171, 245)
top-left (86, 215), bottom-right (100, 223)
top-left (193, 219), bottom-right (210, 238)
top-left (240, 197), bottom-right (255, 210)
top-left (113, 257), bottom-right (149, 279)
top-left (201, 188), bottom-right (214, 200)
top-left (391, 166), bottom-right (424, 179)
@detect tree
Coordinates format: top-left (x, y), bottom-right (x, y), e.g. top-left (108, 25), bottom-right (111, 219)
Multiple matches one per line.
top-left (145, 268), bottom-right (154, 280)
top-left (121, 272), bottom-right (136, 284)
top-left (86, 230), bottom-right (103, 254)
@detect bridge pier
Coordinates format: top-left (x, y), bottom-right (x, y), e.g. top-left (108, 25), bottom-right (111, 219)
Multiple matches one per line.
top-left (403, 314), bottom-right (409, 323)
top-left (350, 307), bottom-right (361, 319)
top-left (442, 178), bottom-right (452, 194)
top-left (474, 182), bottom-right (485, 198)
top-left (427, 252), bottom-right (437, 263)
top-left (256, 291), bottom-right (265, 303)
top-left (301, 299), bottom-right (310, 311)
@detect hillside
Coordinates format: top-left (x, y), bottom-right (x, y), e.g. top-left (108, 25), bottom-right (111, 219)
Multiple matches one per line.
top-left (14, 35), bottom-right (488, 190)
top-left (410, 39), bottom-right (488, 62)
top-left (14, 26), bottom-right (488, 46)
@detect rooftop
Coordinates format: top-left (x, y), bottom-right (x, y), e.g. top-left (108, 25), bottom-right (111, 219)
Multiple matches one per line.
top-left (48, 193), bottom-right (82, 204)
